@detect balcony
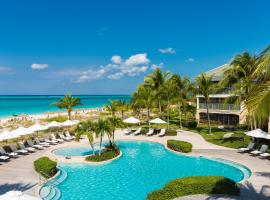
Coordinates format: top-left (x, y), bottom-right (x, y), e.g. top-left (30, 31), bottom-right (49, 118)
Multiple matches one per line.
top-left (199, 103), bottom-right (240, 111)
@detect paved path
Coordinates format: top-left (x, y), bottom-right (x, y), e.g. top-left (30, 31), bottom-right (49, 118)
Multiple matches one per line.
top-left (0, 130), bottom-right (269, 199)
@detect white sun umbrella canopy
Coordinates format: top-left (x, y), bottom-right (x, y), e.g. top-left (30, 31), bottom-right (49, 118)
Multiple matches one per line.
top-left (61, 120), bottom-right (78, 127)
top-left (123, 117), bottom-right (140, 124)
top-left (46, 121), bottom-right (62, 128)
top-left (28, 124), bottom-right (48, 132)
top-left (149, 118), bottom-right (166, 124)
top-left (0, 130), bottom-right (19, 141)
top-left (11, 126), bottom-right (34, 137)
top-left (245, 129), bottom-right (269, 139)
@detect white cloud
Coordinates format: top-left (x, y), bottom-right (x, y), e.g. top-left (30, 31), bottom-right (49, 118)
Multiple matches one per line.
top-left (186, 58), bottom-right (194, 62)
top-left (158, 47), bottom-right (176, 54)
top-left (151, 62), bottom-right (164, 70)
top-left (74, 53), bottom-right (153, 83)
top-left (111, 55), bottom-right (122, 64)
top-left (0, 66), bottom-right (13, 75)
top-left (31, 63), bottom-right (48, 70)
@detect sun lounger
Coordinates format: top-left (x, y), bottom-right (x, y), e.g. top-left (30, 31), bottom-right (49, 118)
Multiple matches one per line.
top-left (0, 155), bottom-right (10, 161)
top-left (146, 129), bottom-right (154, 136)
top-left (0, 147), bottom-right (19, 158)
top-left (132, 128), bottom-right (141, 136)
top-left (158, 129), bottom-right (166, 137)
top-left (124, 128), bottom-right (132, 135)
top-left (26, 140), bottom-right (44, 150)
top-left (59, 133), bottom-right (72, 141)
top-left (18, 142), bottom-right (36, 153)
top-left (43, 137), bottom-right (58, 145)
top-left (238, 142), bottom-right (255, 153)
top-left (51, 134), bottom-right (64, 143)
top-left (9, 144), bottom-right (28, 155)
top-left (34, 138), bottom-right (50, 147)
top-left (65, 131), bottom-right (75, 139)
top-left (250, 145), bottom-right (268, 156)
top-left (259, 153), bottom-right (270, 159)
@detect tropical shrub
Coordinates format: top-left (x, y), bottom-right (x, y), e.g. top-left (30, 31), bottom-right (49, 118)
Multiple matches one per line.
top-left (167, 140), bottom-right (192, 153)
top-left (165, 129), bottom-right (177, 136)
top-left (34, 157), bottom-right (57, 178)
top-left (147, 176), bottom-right (239, 200)
top-left (86, 147), bottom-right (120, 162)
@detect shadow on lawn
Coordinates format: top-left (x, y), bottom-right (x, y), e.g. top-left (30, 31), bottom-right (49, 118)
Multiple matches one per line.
top-left (0, 182), bottom-right (37, 195)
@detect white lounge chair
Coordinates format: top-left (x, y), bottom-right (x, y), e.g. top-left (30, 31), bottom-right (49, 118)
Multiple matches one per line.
top-left (238, 142), bottom-right (255, 153)
top-left (34, 138), bottom-right (50, 147)
top-left (43, 137), bottom-right (58, 145)
top-left (124, 128), bottom-right (132, 135)
top-left (27, 140), bottom-right (44, 150)
top-left (0, 155), bottom-right (10, 161)
top-left (51, 134), bottom-right (64, 143)
top-left (259, 153), bottom-right (270, 159)
top-left (0, 147), bottom-right (19, 158)
top-left (146, 129), bottom-right (154, 136)
top-left (59, 133), bottom-right (72, 141)
top-left (250, 145), bottom-right (268, 156)
top-left (158, 129), bottom-right (166, 137)
top-left (65, 131), bottom-right (75, 139)
top-left (9, 144), bottom-right (28, 155)
top-left (132, 128), bottom-right (141, 136)
top-left (18, 142), bottom-right (36, 153)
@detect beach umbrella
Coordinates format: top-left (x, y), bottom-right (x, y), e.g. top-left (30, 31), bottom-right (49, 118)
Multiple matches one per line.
top-left (28, 124), bottom-right (48, 132)
top-left (61, 120), bottom-right (77, 127)
top-left (46, 121), bottom-right (62, 128)
top-left (0, 130), bottom-right (19, 141)
top-left (11, 126), bottom-right (34, 137)
top-left (245, 129), bottom-right (269, 139)
top-left (123, 117), bottom-right (140, 124)
top-left (149, 118), bottom-right (166, 124)
top-left (72, 120), bottom-right (80, 124)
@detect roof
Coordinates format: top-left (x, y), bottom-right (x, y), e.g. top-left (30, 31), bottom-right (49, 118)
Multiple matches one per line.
top-left (205, 64), bottom-right (231, 81)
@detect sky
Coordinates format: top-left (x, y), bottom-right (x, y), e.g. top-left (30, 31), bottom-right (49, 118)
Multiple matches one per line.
top-left (0, 0), bottom-right (269, 95)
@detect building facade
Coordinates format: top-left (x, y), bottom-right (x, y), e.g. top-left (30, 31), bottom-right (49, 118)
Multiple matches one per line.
top-left (196, 64), bottom-right (246, 126)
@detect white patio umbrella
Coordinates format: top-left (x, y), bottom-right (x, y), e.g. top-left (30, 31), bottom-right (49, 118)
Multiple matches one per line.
top-left (61, 120), bottom-right (77, 127)
top-left (11, 126), bottom-right (34, 137)
top-left (123, 117), bottom-right (140, 124)
top-left (46, 121), bottom-right (62, 128)
top-left (28, 124), bottom-right (48, 132)
top-left (245, 129), bottom-right (269, 139)
top-left (0, 130), bottom-right (19, 141)
top-left (149, 118), bottom-right (166, 124)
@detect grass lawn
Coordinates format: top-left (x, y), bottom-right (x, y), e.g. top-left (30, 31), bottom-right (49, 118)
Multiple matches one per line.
top-left (184, 124), bottom-right (251, 149)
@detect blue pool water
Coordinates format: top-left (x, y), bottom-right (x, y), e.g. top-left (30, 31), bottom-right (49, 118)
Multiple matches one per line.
top-left (44, 141), bottom-right (251, 200)
top-left (0, 95), bottom-right (130, 118)
top-left (53, 147), bottom-right (96, 156)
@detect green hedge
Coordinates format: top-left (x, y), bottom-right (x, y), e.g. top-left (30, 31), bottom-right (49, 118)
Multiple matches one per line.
top-left (86, 148), bottom-right (120, 162)
top-left (166, 129), bottom-right (177, 136)
top-left (167, 140), bottom-right (192, 153)
top-left (34, 157), bottom-right (57, 178)
top-left (147, 176), bottom-right (239, 200)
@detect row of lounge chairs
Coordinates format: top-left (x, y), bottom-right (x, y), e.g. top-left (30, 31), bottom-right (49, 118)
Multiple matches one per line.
top-left (238, 142), bottom-right (269, 159)
top-left (125, 128), bottom-right (166, 137)
top-left (0, 132), bottom-right (75, 162)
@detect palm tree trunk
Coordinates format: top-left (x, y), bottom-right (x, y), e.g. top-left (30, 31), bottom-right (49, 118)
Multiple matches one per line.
top-left (178, 102), bottom-right (182, 129)
top-left (112, 129), bottom-right (115, 144)
top-left (167, 97), bottom-right (170, 130)
top-left (90, 144), bottom-right (95, 155)
top-left (99, 134), bottom-right (103, 155)
top-left (206, 100), bottom-right (211, 134)
top-left (121, 111), bottom-right (124, 119)
top-left (147, 108), bottom-right (150, 128)
top-left (158, 99), bottom-right (162, 117)
top-left (68, 109), bottom-right (71, 120)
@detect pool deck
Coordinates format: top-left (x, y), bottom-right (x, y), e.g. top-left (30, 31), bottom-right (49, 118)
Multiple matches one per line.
top-left (0, 130), bottom-right (269, 199)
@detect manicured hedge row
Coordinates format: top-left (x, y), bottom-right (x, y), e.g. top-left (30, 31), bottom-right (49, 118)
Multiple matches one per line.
top-left (86, 148), bottom-right (120, 162)
top-left (167, 140), bottom-right (192, 153)
top-left (147, 176), bottom-right (239, 200)
top-left (34, 157), bottom-right (57, 178)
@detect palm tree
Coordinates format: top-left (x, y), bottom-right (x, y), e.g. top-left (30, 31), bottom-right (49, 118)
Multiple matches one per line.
top-left (171, 74), bottom-right (193, 128)
top-left (144, 68), bottom-right (170, 117)
top-left (75, 121), bottom-right (96, 155)
top-left (95, 119), bottom-right (112, 155)
top-left (107, 117), bottom-right (123, 144)
top-left (52, 94), bottom-right (82, 120)
top-left (116, 100), bottom-right (128, 119)
top-left (104, 100), bottom-right (118, 117)
top-left (196, 73), bottom-right (214, 134)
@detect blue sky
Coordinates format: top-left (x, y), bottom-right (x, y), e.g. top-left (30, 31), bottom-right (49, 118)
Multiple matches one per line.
top-left (0, 0), bottom-right (269, 95)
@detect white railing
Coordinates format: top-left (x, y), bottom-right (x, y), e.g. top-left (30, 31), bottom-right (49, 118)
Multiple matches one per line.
top-left (199, 103), bottom-right (240, 111)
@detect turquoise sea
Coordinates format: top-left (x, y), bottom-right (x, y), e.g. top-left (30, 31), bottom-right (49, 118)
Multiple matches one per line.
top-left (0, 95), bottom-right (130, 119)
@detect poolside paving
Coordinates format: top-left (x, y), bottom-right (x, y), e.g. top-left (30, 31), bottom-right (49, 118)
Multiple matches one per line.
top-left (0, 130), bottom-right (269, 199)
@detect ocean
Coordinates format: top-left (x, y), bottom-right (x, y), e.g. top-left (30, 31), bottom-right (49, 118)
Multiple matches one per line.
top-left (0, 95), bottom-right (130, 119)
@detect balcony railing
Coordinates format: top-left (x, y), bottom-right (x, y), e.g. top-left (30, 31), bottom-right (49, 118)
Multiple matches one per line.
top-left (199, 103), bottom-right (240, 111)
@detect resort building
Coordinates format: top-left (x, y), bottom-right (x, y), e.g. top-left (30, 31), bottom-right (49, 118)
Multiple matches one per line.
top-left (196, 64), bottom-right (246, 126)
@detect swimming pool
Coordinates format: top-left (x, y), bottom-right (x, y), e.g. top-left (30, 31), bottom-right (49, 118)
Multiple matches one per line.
top-left (41, 141), bottom-right (251, 200)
